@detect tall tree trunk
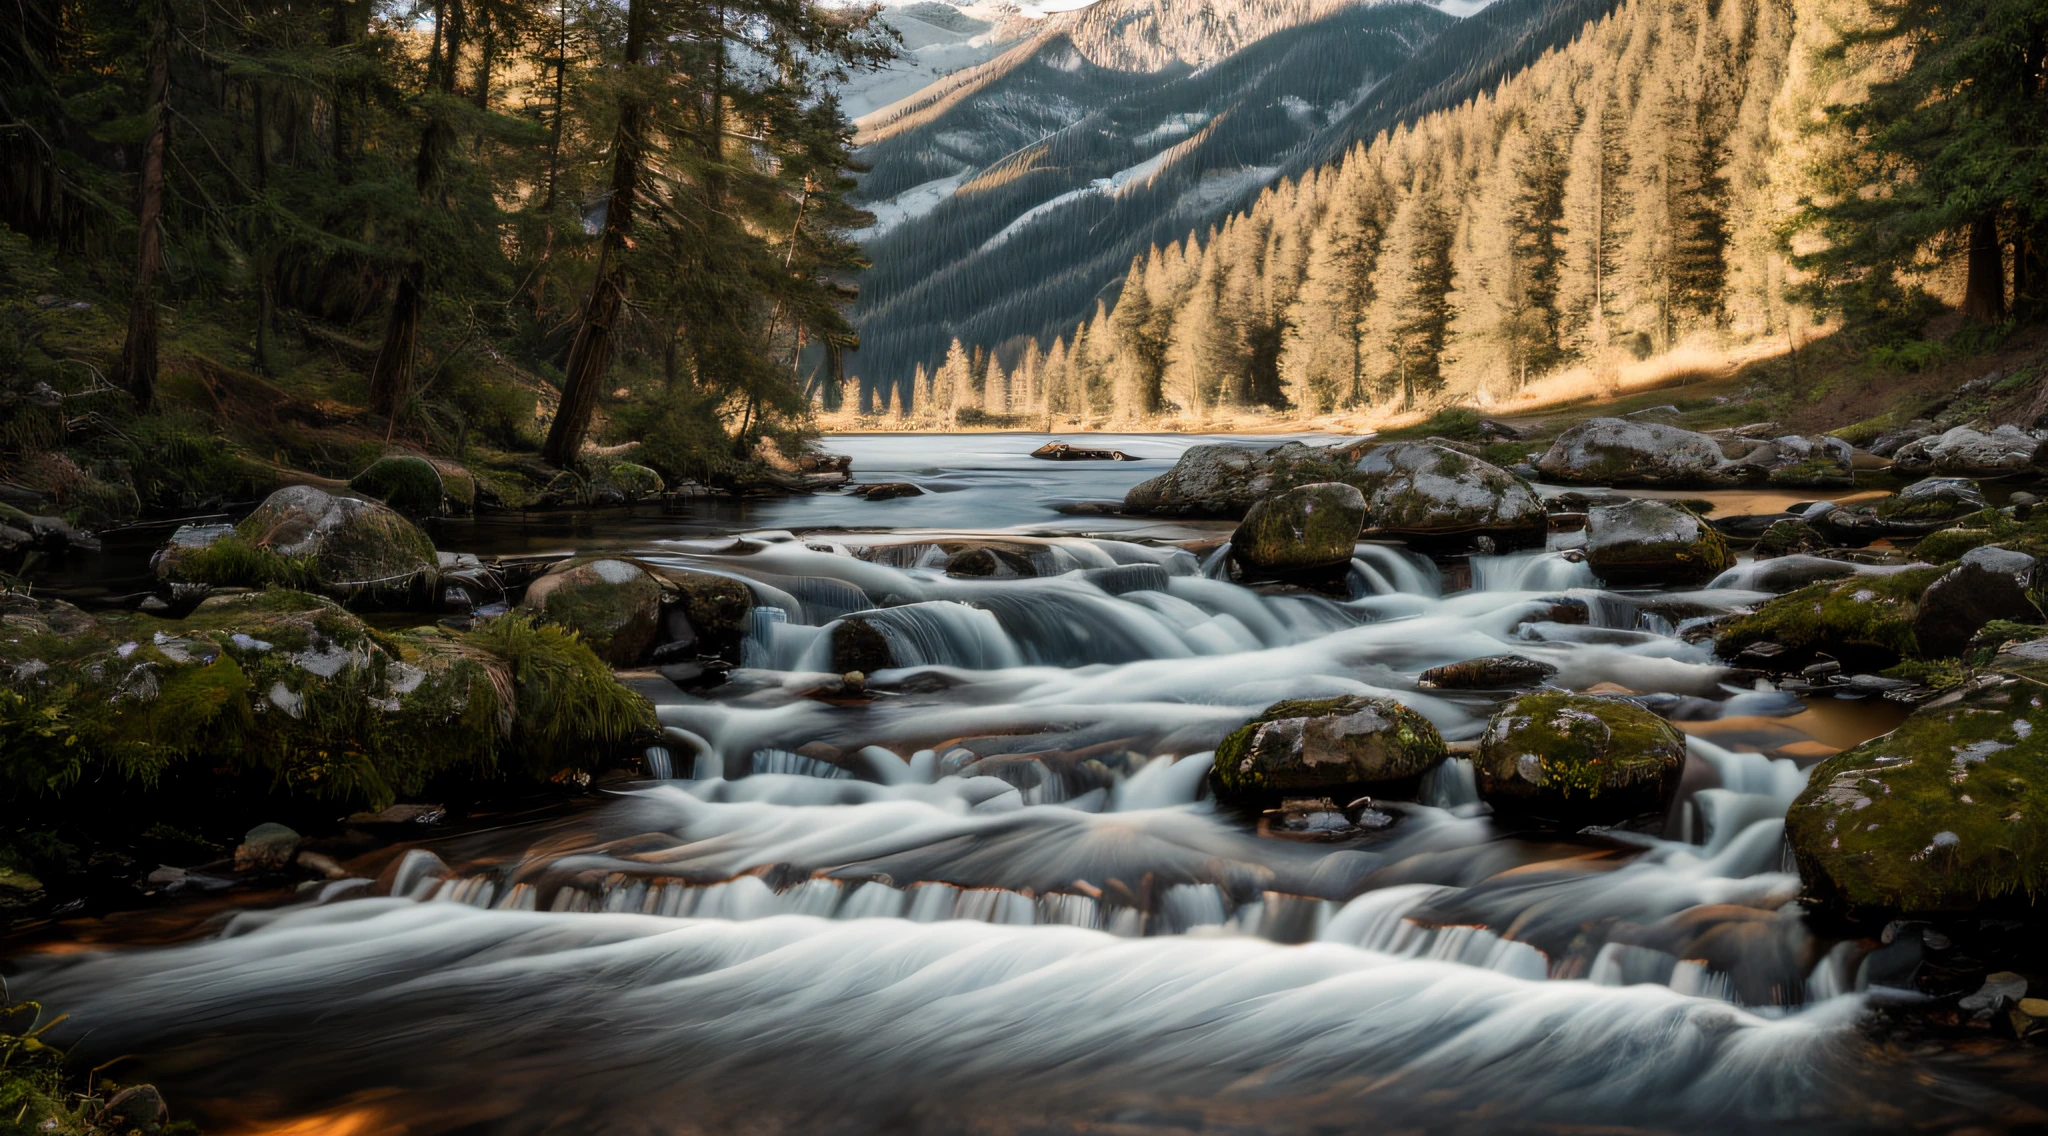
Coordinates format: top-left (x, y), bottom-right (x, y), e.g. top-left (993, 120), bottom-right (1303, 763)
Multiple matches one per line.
top-left (118, 0), bottom-right (172, 409)
top-left (1963, 213), bottom-right (2007, 323)
top-left (543, 0), bottom-right (568, 209)
top-left (541, 0), bottom-right (649, 468)
top-left (368, 0), bottom-right (456, 419)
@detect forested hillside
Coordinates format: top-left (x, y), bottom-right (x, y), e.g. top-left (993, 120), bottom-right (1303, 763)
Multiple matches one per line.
top-left (860, 0), bottom-right (1836, 426)
top-left (844, 0), bottom-right (1626, 400)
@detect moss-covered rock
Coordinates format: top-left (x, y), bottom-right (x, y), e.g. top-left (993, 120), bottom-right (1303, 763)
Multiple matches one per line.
top-left (1875, 477), bottom-right (1987, 522)
top-left (1211, 695), bottom-right (1446, 803)
top-left (1754, 518), bottom-right (1827, 559)
top-left (1583, 498), bottom-right (1734, 587)
top-left (638, 564), bottom-right (755, 663)
top-left (1787, 641), bottom-right (2048, 913)
top-left (1892, 426), bottom-right (2046, 478)
top-left (604, 462), bottom-right (665, 502)
top-left (155, 485), bottom-right (437, 607)
top-left (1534, 418), bottom-right (1727, 486)
top-left (518, 557), bottom-right (664, 666)
top-left (0, 592), bottom-right (654, 811)
top-left (1418, 654), bottom-right (1557, 689)
top-left (1473, 692), bottom-right (1688, 827)
top-left (1232, 483), bottom-right (1366, 573)
top-left (829, 614), bottom-right (894, 675)
top-left (1123, 442), bottom-right (1355, 518)
top-left (1912, 527), bottom-right (2001, 562)
top-left (348, 455), bottom-right (447, 517)
top-left (1343, 442), bottom-right (1547, 548)
top-left (1912, 546), bottom-right (2042, 659)
top-left (1713, 565), bottom-right (1951, 671)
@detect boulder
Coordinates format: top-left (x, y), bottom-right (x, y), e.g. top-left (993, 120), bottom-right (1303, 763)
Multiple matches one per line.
top-left (234, 822), bottom-right (302, 871)
top-left (1343, 442), bottom-right (1547, 548)
top-left (1583, 499), bottom-right (1735, 587)
top-left (1875, 477), bottom-right (1988, 522)
top-left (1123, 441), bottom-right (1354, 518)
top-left (1786, 640), bottom-right (2048, 913)
top-left (519, 557), bottom-right (664, 666)
top-left (1892, 425), bottom-right (2045, 477)
top-left (1709, 554), bottom-right (1861, 594)
top-left (1231, 483), bottom-right (1367, 573)
top-left (604, 462), bottom-right (666, 502)
top-left (348, 454), bottom-right (449, 517)
top-left (1719, 434), bottom-right (1857, 487)
top-left (155, 485), bottom-right (437, 606)
top-left (945, 545), bottom-right (1040, 578)
top-left (640, 565), bottom-right (755, 664)
top-left (95, 1086), bottom-right (169, 1135)
top-left (1031, 442), bottom-right (1135, 461)
top-left (1868, 419), bottom-right (1937, 458)
top-left (1473, 692), bottom-right (1689, 827)
top-left (1211, 695), bottom-right (1446, 803)
top-left (1753, 517), bottom-right (1827, 559)
top-left (1714, 564), bottom-right (1950, 670)
top-left (829, 614), bottom-right (895, 675)
top-left (1911, 546), bottom-right (2042, 658)
top-left (1418, 654), bottom-right (1557, 689)
top-left (1535, 418), bottom-right (1728, 486)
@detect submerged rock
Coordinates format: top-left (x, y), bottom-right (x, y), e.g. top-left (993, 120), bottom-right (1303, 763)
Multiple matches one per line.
top-left (520, 558), bottom-right (664, 666)
top-left (1787, 640), bottom-right (2048, 913)
top-left (1535, 418), bottom-right (1727, 486)
top-left (1912, 546), bottom-right (2042, 659)
top-left (829, 614), bottom-right (895, 675)
top-left (1123, 442), bottom-right (1353, 517)
top-left (1031, 442), bottom-right (1135, 461)
top-left (855, 482), bottom-right (924, 501)
top-left (1418, 654), bottom-right (1557, 690)
top-left (154, 485), bottom-right (437, 607)
top-left (1212, 695), bottom-right (1446, 803)
top-left (1231, 483), bottom-right (1366, 573)
top-left (1344, 442), bottom-right (1547, 548)
top-left (1473, 692), bottom-right (1688, 827)
top-left (1892, 425), bottom-right (2045, 478)
top-left (1583, 499), bottom-right (1734, 587)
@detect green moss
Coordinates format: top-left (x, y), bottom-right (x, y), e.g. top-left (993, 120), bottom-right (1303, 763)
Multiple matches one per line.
top-left (1715, 565), bottom-right (1951, 665)
top-left (1787, 657), bottom-right (2048, 912)
top-left (1910, 528), bottom-right (1999, 562)
top-left (1755, 518), bottom-right (1824, 558)
top-left (1212, 695), bottom-right (1445, 800)
top-left (350, 455), bottom-right (448, 517)
top-left (161, 532), bottom-right (321, 591)
top-left (1232, 484), bottom-right (1366, 572)
top-left (606, 462), bottom-right (666, 500)
top-left (1475, 691), bottom-right (1686, 800)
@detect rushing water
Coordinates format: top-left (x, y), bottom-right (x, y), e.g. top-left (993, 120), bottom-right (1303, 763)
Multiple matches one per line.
top-left (6, 435), bottom-right (2038, 1135)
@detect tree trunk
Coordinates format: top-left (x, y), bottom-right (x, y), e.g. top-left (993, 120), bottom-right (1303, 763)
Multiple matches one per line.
top-left (367, 0), bottom-right (456, 419)
top-left (541, 0), bottom-right (649, 468)
top-left (543, 0), bottom-right (569, 209)
top-left (1963, 213), bottom-right (2007, 323)
top-left (118, 0), bottom-right (172, 409)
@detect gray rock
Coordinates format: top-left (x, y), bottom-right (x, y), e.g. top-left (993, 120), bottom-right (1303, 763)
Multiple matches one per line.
top-left (1535, 418), bottom-right (1728, 486)
top-left (1877, 477), bottom-right (1988, 521)
top-left (1892, 425), bottom-right (2046, 477)
top-left (1231, 483), bottom-right (1367, 573)
top-left (1211, 695), bottom-right (1447, 802)
top-left (1418, 654), bottom-right (1557, 689)
top-left (1719, 434), bottom-right (1856, 487)
top-left (1960, 971), bottom-right (2031, 1018)
top-left (1868, 419), bottom-right (1937, 458)
top-left (1584, 499), bottom-right (1735, 586)
top-left (1912, 546), bottom-right (2041, 658)
top-left (234, 822), bottom-right (302, 872)
top-left (1345, 442), bottom-right (1547, 547)
top-left (1124, 442), bottom-right (1354, 517)
top-left (1708, 554), bottom-right (1862, 594)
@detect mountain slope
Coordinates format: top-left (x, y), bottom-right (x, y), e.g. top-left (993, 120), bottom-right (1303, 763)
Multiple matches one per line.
top-left (845, 0), bottom-right (1625, 399)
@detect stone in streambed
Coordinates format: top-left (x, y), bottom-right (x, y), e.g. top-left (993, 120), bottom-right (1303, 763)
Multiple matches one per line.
top-left (1876, 477), bottom-right (1988, 522)
top-left (1031, 442), bottom-right (1135, 461)
top-left (1231, 483), bottom-right (1366, 573)
top-left (1786, 639), bottom-right (2048, 914)
top-left (1535, 418), bottom-right (1728, 486)
top-left (1583, 499), bottom-right (1734, 587)
top-left (1474, 692), bottom-right (1688, 827)
top-left (1714, 564), bottom-right (1950, 671)
top-left (829, 614), bottom-right (895, 675)
top-left (349, 454), bottom-right (451, 517)
top-left (519, 557), bottom-right (664, 666)
top-left (1911, 546), bottom-right (2042, 659)
top-left (638, 564), bottom-right (754, 664)
top-left (1892, 425), bottom-right (2046, 478)
top-left (1753, 518), bottom-right (1828, 559)
top-left (857, 482), bottom-right (924, 501)
top-left (1419, 654), bottom-right (1557, 690)
top-left (155, 485), bottom-right (438, 606)
top-left (234, 822), bottom-right (302, 871)
top-left (1123, 442), bottom-right (1355, 517)
top-left (1211, 695), bottom-right (1446, 803)
top-left (1343, 442), bottom-right (1547, 549)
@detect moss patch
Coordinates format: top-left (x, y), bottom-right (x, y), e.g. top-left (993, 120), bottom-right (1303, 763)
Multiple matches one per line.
top-left (1714, 565), bottom-right (1951, 668)
top-left (1212, 695), bottom-right (1445, 802)
top-left (350, 455), bottom-right (448, 517)
top-left (1473, 691), bottom-right (1687, 825)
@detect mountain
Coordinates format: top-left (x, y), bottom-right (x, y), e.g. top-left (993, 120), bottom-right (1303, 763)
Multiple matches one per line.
top-left (843, 0), bottom-right (1625, 401)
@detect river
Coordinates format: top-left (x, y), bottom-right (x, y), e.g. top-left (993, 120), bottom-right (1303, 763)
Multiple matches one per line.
top-left (7, 433), bottom-right (2043, 1135)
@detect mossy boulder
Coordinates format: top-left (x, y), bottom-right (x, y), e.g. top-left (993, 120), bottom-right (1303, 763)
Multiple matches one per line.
top-left (1875, 478), bottom-right (1987, 522)
top-left (1123, 442), bottom-right (1354, 518)
top-left (1583, 499), bottom-right (1734, 587)
top-left (1534, 418), bottom-right (1727, 486)
top-left (1892, 426), bottom-right (2045, 478)
top-left (1913, 528), bottom-right (2001, 562)
top-left (1211, 695), bottom-right (1446, 803)
top-left (638, 564), bottom-right (755, 663)
top-left (1231, 483), bottom-right (1366, 573)
top-left (0, 591), bottom-right (654, 810)
top-left (604, 462), bottom-right (665, 502)
top-left (1713, 565), bottom-right (1950, 671)
top-left (518, 558), bottom-right (664, 666)
top-left (1754, 518), bottom-right (1827, 559)
top-left (348, 455), bottom-right (448, 517)
top-left (1787, 641), bottom-right (2048, 913)
top-left (1912, 546), bottom-right (2042, 659)
top-left (1343, 442), bottom-right (1547, 548)
top-left (155, 485), bottom-right (437, 607)
top-left (1473, 692), bottom-right (1688, 827)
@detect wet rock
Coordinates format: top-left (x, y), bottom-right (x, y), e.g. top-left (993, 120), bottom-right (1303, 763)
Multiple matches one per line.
top-left (1583, 499), bottom-right (1734, 587)
top-left (1912, 546), bottom-right (2042, 658)
top-left (95, 1085), bottom-right (168, 1134)
top-left (1787, 641), bottom-right (2048, 913)
top-left (155, 485), bottom-right (438, 607)
top-left (1079, 564), bottom-right (1171, 595)
top-left (1876, 477), bottom-right (1988, 522)
top-left (1258, 796), bottom-right (1396, 842)
top-left (1211, 695), bottom-right (1446, 803)
top-left (1418, 654), bottom-right (1557, 690)
top-left (1231, 483), bottom-right (1367, 573)
top-left (347, 802), bottom-right (447, 825)
top-left (945, 545), bottom-right (1039, 578)
top-left (1344, 442), bottom-right (1547, 549)
top-left (234, 822), bottom-right (302, 871)
top-left (1123, 441), bottom-right (1354, 518)
top-left (830, 614), bottom-right (895, 675)
top-left (1720, 434), bottom-right (1856, 487)
top-left (1535, 418), bottom-right (1728, 486)
top-left (640, 565), bottom-right (755, 664)
top-left (1892, 425), bottom-right (2046, 477)
top-left (1715, 564), bottom-right (1949, 671)
top-left (1712, 554), bottom-right (1862, 594)
top-left (349, 454), bottom-right (451, 517)
top-left (1473, 692), bottom-right (1689, 827)
top-left (855, 482), bottom-right (924, 501)
top-left (1869, 419), bottom-right (1937, 458)
top-left (519, 558), bottom-right (664, 666)
top-left (1960, 971), bottom-right (2031, 1020)
top-left (1753, 518), bottom-right (1828, 559)
top-left (1912, 527), bottom-right (2003, 562)
top-left (1031, 442), bottom-right (1135, 461)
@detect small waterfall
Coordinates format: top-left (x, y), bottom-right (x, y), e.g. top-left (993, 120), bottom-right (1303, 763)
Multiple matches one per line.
top-left (644, 746), bottom-right (675, 780)
top-left (842, 601), bottom-right (1024, 670)
top-left (1470, 551), bottom-right (1595, 592)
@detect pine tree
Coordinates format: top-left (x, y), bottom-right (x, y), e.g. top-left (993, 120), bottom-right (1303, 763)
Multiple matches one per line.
top-left (1389, 194), bottom-right (1458, 408)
